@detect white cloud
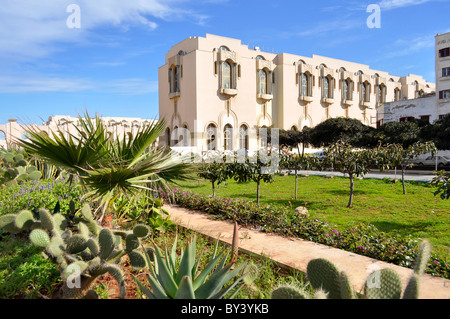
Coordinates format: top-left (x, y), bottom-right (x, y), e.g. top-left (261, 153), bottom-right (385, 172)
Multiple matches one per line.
top-left (0, 0), bottom-right (205, 61)
top-left (378, 0), bottom-right (433, 10)
top-left (384, 34), bottom-right (435, 58)
top-left (0, 75), bottom-right (158, 95)
top-left (282, 18), bottom-right (363, 38)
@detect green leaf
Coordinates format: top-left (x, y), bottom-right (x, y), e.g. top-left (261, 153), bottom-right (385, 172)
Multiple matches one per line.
top-left (175, 236), bottom-right (196, 285)
top-left (175, 276), bottom-right (196, 299)
top-left (153, 244), bottom-right (179, 298)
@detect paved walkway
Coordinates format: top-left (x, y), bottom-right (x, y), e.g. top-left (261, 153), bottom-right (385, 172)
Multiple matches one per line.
top-left (165, 204), bottom-right (450, 299)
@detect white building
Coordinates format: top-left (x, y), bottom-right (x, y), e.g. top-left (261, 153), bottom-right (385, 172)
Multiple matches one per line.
top-left (159, 34), bottom-right (435, 153)
top-left (0, 115), bottom-right (157, 149)
top-left (378, 31), bottom-right (450, 125)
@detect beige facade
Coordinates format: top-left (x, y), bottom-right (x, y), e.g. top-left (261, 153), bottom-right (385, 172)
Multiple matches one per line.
top-left (436, 32), bottom-right (450, 110)
top-left (159, 34), bottom-right (435, 152)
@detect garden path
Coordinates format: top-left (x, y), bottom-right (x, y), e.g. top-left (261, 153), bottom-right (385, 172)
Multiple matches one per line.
top-left (165, 204), bottom-right (450, 299)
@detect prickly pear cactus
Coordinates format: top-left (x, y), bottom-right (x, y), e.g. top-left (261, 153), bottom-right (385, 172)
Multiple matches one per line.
top-left (0, 149), bottom-right (41, 187)
top-left (0, 203), bottom-right (150, 299)
top-left (271, 285), bottom-right (311, 299)
top-left (306, 258), bottom-right (344, 299)
top-left (284, 240), bottom-right (431, 299)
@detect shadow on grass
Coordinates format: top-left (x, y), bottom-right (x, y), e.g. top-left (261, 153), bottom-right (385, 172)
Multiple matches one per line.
top-left (371, 220), bottom-right (437, 236)
top-left (224, 192), bottom-right (332, 212)
top-left (327, 189), bottom-right (368, 196)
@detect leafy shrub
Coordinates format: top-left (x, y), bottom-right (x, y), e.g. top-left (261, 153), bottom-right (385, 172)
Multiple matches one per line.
top-left (170, 188), bottom-right (449, 279)
top-left (0, 236), bottom-right (60, 298)
top-left (0, 179), bottom-right (84, 216)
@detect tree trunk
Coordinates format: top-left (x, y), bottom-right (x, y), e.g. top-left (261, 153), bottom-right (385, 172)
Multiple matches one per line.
top-left (347, 174), bottom-right (354, 208)
top-left (401, 167), bottom-right (406, 195)
top-left (294, 168), bottom-right (298, 200)
top-left (256, 179), bottom-right (261, 205)
top-left (212, 181), bottom-right (215, 197)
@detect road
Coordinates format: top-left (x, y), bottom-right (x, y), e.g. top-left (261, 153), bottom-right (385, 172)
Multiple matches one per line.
top-left (281, 168), bottom-right (441, 182)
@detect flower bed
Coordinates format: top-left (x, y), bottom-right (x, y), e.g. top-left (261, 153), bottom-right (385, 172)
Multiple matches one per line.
top-left (169, 188), bottom-right (449, 279)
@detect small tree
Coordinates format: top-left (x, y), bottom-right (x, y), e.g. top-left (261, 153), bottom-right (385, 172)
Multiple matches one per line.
top-left (197, 152), bottom-right (234, 197)
top-left (322, 141), bottom-right (374, 208)
top-left (232, 153), bottom-right (275, 205)
top-left (431, 170), bottom-right (449, 200)
top-left (375, 141), bottom-right (436, 195)
top-left (197, 161), bottom-right (232, 197)
top-left (280, 154), bottom-right (317, 200)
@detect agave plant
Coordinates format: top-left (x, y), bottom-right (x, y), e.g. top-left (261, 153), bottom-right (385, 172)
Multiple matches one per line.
top-left (17, 112), bottom-right (193, 220)
top-left (133, 228), bottom-right (258, 299)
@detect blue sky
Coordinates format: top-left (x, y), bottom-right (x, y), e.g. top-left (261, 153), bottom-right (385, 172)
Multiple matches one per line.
top-left (0, 0), bottom-right (449, 128)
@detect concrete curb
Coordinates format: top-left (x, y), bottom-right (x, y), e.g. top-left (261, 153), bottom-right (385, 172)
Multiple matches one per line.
top-left (165, 204), bottom-right (450, 299)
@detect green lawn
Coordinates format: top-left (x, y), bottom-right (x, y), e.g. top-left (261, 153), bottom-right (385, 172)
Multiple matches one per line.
top-left (174, 174), bottom-right (450, 257)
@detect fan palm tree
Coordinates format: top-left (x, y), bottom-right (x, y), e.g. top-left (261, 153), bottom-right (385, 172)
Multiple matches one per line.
top-left (16, 112), bottom-right (193, 221)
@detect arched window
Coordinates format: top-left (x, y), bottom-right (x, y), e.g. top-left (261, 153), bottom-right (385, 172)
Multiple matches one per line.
top-left (181, 124), bottom-right (189, 147)
top-left (301, 73), bottom-right (308, 97)
top-left (394, 88), bottom-right (401, 101)
top-left (222, 61), bottom-right (231, 89)
top-left (224, 124), bottom-right (233, 151)
top-left (323, 76), bottom-right (329, 99)
top-left (260, 125), bottom-right (268, 149)
top-left (206, 124), bottom-right (217, 151)
top-left (259, 69), bottom-right (267, 94)
top-left (343, 79), bottom-right (349, 101)
top-left (173, 126), bottom-right (179, 146)
top-left (165, 128), bottom-right (171, 146)
top-left (256, 55), bottom-right (265, 60)
top-left (361, 81), bottom-right (370, 102)
top-left (377, 84), bottom-right (386, 104)
top-left (219, 46), bottom-right (230, 51)
top-left (239, 125), bottom-right (249, 150)
top-left (174, 67), bottom-right (179, 92)
top-left (169, 65), bottom-right (180, 93)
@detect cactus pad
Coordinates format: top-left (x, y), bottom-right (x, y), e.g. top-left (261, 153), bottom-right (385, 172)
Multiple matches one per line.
top-left (128, 250), bottom-right (147, 269)
top-left (29, 229), bottom-right (50, 247)
top-left (307, 258), bottom-right (342, 299)
top-left (132, 224), bottom-right (150, 238)
top-left (271, 285), bottom-right (310, 299)
top-left (39, 209), bottom-right (54, 231)
top-left (14, 210), bottom-right (35, 229)
top-left (99, 228), bottom-right (115, 260)
top-left (364, 268), bottom-right (402, 299)
top-left (66, 234), bottom-right (88, 254)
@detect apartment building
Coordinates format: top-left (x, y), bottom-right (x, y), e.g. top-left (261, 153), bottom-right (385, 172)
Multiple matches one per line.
top-left (379, 32), bottom-right (450, 125)
top-left (158, 34), bottom-right (434, 152)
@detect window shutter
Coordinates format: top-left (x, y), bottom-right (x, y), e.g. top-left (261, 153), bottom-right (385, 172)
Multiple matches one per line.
top-left (349, 81), bottom-right (353, 100)
top-left (268, 71), bottom-right (273, 94)
top-left (233, 63), bottom-right (237, 89)
top-left (219, 62), bottom-right (223, 89)
top-left (176, 66), bottom-right (180, 92)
